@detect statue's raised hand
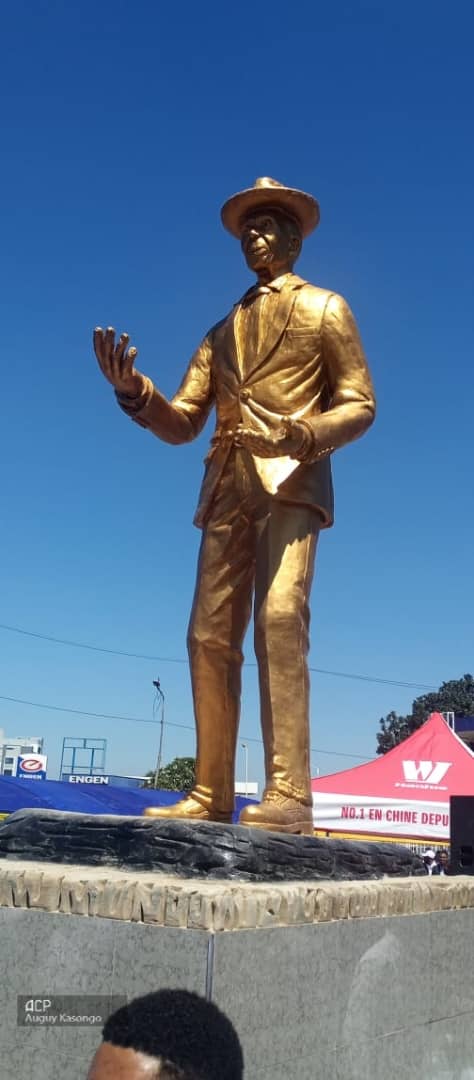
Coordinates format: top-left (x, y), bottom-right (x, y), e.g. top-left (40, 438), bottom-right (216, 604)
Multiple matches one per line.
top-left (93, 327), bottom-right (146, 396)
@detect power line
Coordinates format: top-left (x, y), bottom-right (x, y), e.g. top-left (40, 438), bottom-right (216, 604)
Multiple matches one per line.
top-left (0, 692), bottom-right (369, 761)
top-left (312, 668), bottom-right (435, 691)
top-left (0, 622), bottom-right (436, 691)
top-left (0, 623), bottom-right (171, 663)
top-left (0, 693), bottom-right (176, 726)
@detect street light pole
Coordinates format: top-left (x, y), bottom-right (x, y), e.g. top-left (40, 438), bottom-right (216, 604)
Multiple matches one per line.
top-left (152, 679), bottom-right (165, 789)
top-left (240, 741), bottom-right (248, 797)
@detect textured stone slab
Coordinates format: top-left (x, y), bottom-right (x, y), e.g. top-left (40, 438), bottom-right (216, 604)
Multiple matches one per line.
top-left (0, 858), bottom-right (472, 930)
top-left (0, 809), bottom-right (424, 882)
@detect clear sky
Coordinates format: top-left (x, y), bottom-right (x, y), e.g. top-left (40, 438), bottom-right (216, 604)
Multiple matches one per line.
top-left (1, 0), bottom-right (473, 788)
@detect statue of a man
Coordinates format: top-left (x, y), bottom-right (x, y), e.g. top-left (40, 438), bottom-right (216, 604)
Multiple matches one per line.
top-left (93, 177), bottom-right (375, 835)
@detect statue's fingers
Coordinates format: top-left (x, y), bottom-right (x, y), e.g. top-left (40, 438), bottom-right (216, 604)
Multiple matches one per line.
top-left (93, 327), bottom-right (105, 362)
top-left (114, 332), bottom-right (129, 365)
top-left (275, 428), bottom-right (290, 446)
top-left (238, 431), bottom-right (271, 455)
top-left (93, 327), bottom-right (115, 380)
top-left (103, 325), bottom-right (123, 379)
top-left (121, 345), bottom-right (138, 378)
top-left (233, 425), bottom-right (250, 446)
top-left (103, 326), bottom-right (116, 364)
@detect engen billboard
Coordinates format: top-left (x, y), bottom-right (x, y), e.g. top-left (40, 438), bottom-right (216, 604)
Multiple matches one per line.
top-left (16, 754), bottom-right (48, 780)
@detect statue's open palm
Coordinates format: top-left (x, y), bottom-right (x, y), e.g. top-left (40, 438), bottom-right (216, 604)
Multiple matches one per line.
top-left (93, 327), bottom-right (145, 396)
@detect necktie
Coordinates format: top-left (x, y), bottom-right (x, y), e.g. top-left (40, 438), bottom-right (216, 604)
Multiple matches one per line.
top-left (238, 286), bottom-right (274, 374)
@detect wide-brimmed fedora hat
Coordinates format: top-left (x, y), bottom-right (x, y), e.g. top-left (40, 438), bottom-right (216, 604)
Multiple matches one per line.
top-left (221, 176), bottom-right (320, 239)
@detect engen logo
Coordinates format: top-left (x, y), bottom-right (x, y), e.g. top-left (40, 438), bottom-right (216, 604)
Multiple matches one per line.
top-left (401, 760), bottom-right (451, 785)
top-left (20, 757), bottom-right (43, 772)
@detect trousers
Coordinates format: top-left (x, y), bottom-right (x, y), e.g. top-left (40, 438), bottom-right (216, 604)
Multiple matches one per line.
top-left (187, 448), bottom-right (320, 812)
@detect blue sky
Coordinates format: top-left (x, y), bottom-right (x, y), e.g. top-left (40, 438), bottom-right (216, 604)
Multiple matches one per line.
top-left (1, 0), bottom-right (473, 788)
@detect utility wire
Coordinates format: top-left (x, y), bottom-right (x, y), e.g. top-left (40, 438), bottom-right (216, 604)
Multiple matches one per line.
top-left (0, 622), bottom-right (436, 691)
top-left (0, 693), bottom-right (369, 761)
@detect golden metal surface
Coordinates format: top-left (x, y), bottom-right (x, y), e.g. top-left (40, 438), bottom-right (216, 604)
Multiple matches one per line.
top-left (93, 178), bottom-right (376, 833)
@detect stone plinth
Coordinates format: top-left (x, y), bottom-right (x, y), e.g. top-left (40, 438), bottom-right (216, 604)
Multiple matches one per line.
top-left (0, 858), bottom-right (471, 928)
top-left (0, 809), bottom-right (424, 881)
top-left (0, 859), bottom-right (474, 1080)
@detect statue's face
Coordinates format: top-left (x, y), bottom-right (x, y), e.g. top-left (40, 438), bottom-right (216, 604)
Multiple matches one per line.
top-left (240, 210), bottom-right (300, 274)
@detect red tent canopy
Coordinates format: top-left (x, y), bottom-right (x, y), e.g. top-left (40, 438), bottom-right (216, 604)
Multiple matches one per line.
top-left (312, 712), bottom-right (474, 842)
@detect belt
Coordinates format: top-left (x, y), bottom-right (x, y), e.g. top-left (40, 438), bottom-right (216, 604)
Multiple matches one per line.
top-left (209, 426), bottom-right (238, 447)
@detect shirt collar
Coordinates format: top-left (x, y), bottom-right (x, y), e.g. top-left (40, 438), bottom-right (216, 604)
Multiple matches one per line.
top-left (268, 272), bottom-right (296, 291)
top-left (238, 272), bottom-right (297, 306)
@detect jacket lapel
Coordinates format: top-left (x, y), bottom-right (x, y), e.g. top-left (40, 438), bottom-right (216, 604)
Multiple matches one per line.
top-left (222, 303), bottom-right (243, 379)
top-left (244, 276), bottom-right (307, 381)
top-left (221, 274), bottom-right (308, 382)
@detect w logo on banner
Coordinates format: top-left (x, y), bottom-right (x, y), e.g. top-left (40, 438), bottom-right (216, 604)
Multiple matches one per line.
top-left (401, 760), bottom-right (451, 784)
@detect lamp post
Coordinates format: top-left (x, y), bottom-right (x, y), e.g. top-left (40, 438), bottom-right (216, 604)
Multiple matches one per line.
top-left (240, 741), bottom-right (249, 797)
top-left (152, 679), bottom-right (165, 789)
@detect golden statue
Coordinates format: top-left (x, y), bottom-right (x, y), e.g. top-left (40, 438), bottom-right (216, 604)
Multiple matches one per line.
top-left (93, 177), bottom-right (375, 835)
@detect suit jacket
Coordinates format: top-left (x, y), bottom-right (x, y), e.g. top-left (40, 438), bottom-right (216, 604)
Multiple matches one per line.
top-left (120, 273), bottom-right (376, 528)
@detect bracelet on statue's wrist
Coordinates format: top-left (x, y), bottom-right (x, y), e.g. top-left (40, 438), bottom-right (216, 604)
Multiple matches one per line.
top-left (293, 420), bottom-right (315, 462)
top-left (116, 377), bottom-right (153, 414)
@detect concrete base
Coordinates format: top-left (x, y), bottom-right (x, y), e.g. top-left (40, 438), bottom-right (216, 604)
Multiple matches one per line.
top-left (1, 860), bottom-right (474, 1079)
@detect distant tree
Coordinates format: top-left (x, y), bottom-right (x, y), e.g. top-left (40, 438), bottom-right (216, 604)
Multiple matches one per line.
top-left (376, 674), bottom-right (474, 754)
top-left (376, 710), bottom-right (412, 755)
top-left (143, 756), bottom-right (196, 791)
top-left (410, 674), bottom-right (474, 726)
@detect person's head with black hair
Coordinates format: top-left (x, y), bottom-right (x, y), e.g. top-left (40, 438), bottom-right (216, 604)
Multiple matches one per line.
top-left (87, 989), bottom-right (244, 1080)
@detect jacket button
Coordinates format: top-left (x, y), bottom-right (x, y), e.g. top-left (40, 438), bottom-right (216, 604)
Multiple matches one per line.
top-left (240, 388), bottom-right (251, 402)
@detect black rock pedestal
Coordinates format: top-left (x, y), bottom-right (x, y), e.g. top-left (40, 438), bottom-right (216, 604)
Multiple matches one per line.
top-left (0, 809), bottom-right (423, 882)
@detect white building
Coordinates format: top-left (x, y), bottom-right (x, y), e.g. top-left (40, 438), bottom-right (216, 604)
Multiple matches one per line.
top-left (0, 729), bottom-right (44, 777)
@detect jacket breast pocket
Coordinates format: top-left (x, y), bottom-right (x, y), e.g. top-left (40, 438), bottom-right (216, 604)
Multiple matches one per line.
top-left (284, 327), bottom-right (317, 338)
top-left (282, 328), bottom-right (319, 360)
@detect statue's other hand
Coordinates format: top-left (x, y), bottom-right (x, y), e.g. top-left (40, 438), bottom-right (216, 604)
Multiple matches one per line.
top-left (93, 327), bottom-right (146, 397)
top-left (234, 419), bottom-right (308, 459)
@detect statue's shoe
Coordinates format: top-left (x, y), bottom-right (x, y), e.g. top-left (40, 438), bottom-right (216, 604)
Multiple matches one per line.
top-left (143, 795), bottom-right (232, 824)
top-left (239, 792), bottom-right (313, 835)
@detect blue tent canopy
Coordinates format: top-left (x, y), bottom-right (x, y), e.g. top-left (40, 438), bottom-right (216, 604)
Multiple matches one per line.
top-left (0, 777), bottom-right (255, 823)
